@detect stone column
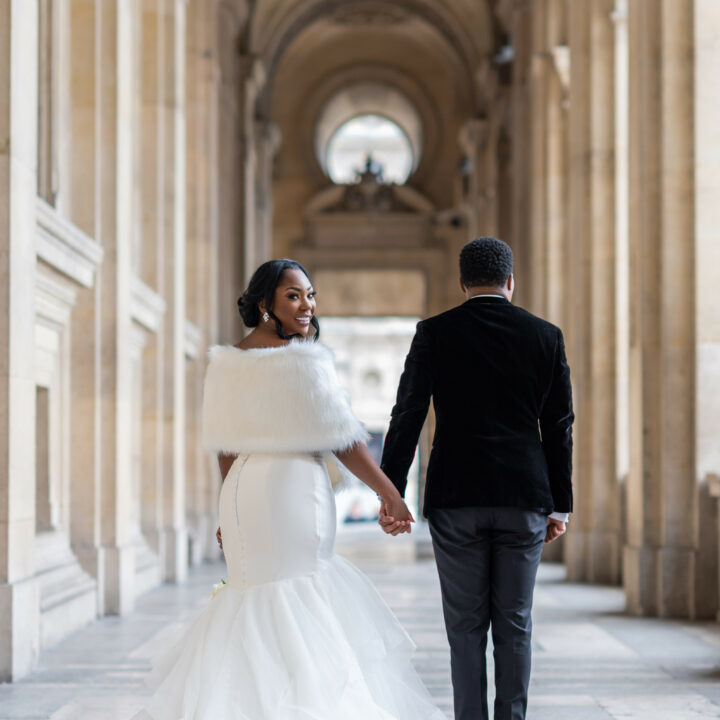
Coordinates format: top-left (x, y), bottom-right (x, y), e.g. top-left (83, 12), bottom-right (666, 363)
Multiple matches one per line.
top-left (185, 0), bottom-right (217, 561)
top-left (254, 120), bottom-right (282, 269)
top-left (215, 16), bottom-right (245, 342)
top-left (473, 61), bottom-right (502, 240)
top-left (564, 0), bottom-right (621, 585)
top-left (137, 0), bottom-right (166, 570)
top-left (240, 58), bottom-right (267, 285)
top-left (694, 0), bottom-right (720, 620)
top-left (508, 1), bottom-right (534, 308)
top-left (624, 0), bottom-right (698, 617)
top-left (96, 0), bottom-right (137, 615)
top-left (68, 0), bottom-right (104, 597)
top-left (545, 0), bottom-right (569, 331)
top-left (0, 0), bottom-right (41, 681)
top-left (612, 0), bottom-right (631, 578)
top-left (528, 1), bottom-right (549, 318)
top-left (159, 0), bottom-right (188, 583)
top-left (457, 118), bottom-right (489, 242)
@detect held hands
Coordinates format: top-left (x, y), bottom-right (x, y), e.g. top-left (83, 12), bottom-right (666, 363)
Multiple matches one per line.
top-left (378, 495), bottom-right (415, 536)
top-left (545, 518), bottom-right (566, 543)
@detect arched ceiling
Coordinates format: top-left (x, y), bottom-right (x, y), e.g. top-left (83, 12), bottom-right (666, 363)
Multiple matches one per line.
top-left (247, 0), bottom-right (497, 116)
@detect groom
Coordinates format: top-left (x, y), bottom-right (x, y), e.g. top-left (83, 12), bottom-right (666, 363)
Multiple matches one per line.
top-left (379, 237), bottom-right (574, 720)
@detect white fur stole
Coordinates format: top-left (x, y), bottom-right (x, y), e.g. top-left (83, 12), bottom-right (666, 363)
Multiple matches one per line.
top-left (201, 341), bottom-right (368, 466)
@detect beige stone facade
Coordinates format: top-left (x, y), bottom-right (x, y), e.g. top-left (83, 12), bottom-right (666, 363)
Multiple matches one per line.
top-left (1, 0), bottom-right (720, 682)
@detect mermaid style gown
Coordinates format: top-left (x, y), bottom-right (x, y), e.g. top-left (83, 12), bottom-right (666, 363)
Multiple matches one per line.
top-left (135, 342), bottom-right (446, 720)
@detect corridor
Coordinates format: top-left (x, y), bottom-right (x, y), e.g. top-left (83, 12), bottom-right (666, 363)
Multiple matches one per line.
top-left (1, 527), bottom-right (719, 720)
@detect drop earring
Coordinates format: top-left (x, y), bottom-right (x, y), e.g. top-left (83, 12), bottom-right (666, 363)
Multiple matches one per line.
top-left (262, 311), bottom-right (270, 323)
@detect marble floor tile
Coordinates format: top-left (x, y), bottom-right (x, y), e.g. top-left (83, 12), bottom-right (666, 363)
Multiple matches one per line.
top-left (0, 524), bottom-right (719, 719)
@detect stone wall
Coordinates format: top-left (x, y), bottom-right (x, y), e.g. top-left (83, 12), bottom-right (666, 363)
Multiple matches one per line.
top-left (0, 0), bottom-right (249, 681)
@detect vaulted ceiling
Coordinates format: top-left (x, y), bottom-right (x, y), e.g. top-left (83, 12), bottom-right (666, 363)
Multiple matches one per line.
top-left (245, 0), bottom-right (502, 117)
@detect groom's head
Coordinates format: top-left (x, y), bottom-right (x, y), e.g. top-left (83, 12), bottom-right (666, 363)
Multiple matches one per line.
top-left (459, 237), bottom-right (514, 299)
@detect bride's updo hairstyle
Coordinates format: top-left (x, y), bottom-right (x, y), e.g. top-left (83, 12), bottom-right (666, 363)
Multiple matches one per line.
top-left (237, 259), bottom-right (320, 340)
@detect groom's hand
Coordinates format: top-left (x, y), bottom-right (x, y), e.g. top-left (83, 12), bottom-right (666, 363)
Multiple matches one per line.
top-left (545, 518), bottom-right (566, 543)
top-left (378, 501), bottom-right (410, 536)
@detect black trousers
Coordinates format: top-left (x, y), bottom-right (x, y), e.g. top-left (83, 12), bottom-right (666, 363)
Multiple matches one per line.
top-left (428, 507), bottom-right (547, 720)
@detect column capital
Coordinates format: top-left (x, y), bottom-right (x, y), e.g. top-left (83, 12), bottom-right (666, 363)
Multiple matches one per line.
top-left (256, 121), bottom-right (282, 158)
top-left (474, 57), bottom-right (501, 112)
top-left (239, 55), bottom-right (266, 91)
top-left (458, 118), bottom-right (489, 156)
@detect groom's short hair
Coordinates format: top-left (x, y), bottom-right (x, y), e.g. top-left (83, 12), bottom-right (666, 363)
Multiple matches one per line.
top-left (460, 237), bottom-right (514, 288)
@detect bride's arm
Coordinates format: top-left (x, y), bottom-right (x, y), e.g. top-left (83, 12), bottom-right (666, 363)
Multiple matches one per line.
top-left (215, 453), bottom-right (239, 550)
top-left (335, 443), bottom-right (415, 534)
top-left (218, 453), bottom-right (239, 481)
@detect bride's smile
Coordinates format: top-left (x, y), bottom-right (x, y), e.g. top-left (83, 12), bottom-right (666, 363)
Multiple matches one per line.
top-left (259, 267), bottom-right (317, 338)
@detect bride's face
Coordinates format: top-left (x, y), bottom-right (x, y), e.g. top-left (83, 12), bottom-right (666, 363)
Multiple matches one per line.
top-left (269, 268), bottom-right (317, 337)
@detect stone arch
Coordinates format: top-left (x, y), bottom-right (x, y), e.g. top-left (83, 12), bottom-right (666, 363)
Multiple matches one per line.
top-left (250, 0), bottom-right (491, 118)
top-left (280, 63), bottom-right (444, 188)
top-left (315, 82), bottom-right (424, 182)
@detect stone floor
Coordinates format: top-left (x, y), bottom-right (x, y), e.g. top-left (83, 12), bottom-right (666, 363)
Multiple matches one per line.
top-left (2, 525), bottom-right (720, 719)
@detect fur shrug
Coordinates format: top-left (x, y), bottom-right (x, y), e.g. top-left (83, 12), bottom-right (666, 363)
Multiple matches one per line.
top-left (201, 340), bottom-right (368, 457)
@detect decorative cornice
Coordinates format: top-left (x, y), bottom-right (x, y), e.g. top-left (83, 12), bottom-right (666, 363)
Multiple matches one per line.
top-left (36, 199), bottom-right (104, 288)
top-left (130, 276), bottom-right (166, 333)
top-left (35, 270), bottom-right (78, 329)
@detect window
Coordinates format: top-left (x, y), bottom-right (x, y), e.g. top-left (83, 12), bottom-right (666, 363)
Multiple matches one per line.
top-left (326, 114), bottom-right (414, 185)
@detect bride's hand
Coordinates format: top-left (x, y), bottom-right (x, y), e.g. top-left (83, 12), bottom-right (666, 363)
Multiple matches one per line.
top-left (379, 496), bottom-right (415, 536)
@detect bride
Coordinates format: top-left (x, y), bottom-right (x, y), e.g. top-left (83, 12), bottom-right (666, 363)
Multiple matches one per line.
top-left (134, 259), bottom-right (446, 720)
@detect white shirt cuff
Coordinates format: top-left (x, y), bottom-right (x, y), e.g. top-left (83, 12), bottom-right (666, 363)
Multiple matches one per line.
top-left (549, 512), bottom-right (569, 523)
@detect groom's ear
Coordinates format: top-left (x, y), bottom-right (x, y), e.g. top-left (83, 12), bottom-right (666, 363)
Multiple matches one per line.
top-left (507, 274), bottom-right (515, 297)
top-left (459, 276), bottom-right (466, 294)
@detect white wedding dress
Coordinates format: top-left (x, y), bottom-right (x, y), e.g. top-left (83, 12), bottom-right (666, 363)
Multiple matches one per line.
top-left (134, 342), bottom-right (446, 720)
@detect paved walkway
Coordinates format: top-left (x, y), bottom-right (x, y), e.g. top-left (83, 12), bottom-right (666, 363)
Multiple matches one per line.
top-left (2, 526), bottom-right (720, 719)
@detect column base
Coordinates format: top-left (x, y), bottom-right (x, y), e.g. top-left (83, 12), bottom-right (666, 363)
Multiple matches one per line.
top-left (566, 529), bottom-right (622, 584)
top-left (0, 577), bottom-right (40, 681)
top-left (163, 526), bottom-right (188, 583)
top-left (624, 545), bottom-right (696, 617)
top-left (100, 544), bottom-right (135, 616)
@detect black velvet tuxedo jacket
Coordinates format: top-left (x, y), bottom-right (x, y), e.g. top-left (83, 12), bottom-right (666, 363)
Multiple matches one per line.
top-left (380, 296), bottom-right (574, 517)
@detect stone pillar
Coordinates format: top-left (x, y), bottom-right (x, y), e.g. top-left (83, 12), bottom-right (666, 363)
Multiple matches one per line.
top-left (694, 0), bottom-right (720, 620)
top-left (564, 0), bottom-right (621, 585)
top-left (545, 0), bottom-right (569, 331)
top-left (96, 0), bottom-right (137, 616)
top-left (215, 15), bottom-right (245, 342)
top-left (508, 1), bottom-right (534, 308)
top-left (138, 0), bottom-right (166, 569)
top-left (68, 0), bottom-right (104, 596)
top-left (473, 61), bottom-right (502, 240)
top-left (624, 0), bottom-right (698, 617)
top-left (160, 0), bottom-right (188, 583)
top-left (254, 120), bottom-right (282, 268)
top-left (528, 2), bottom-right (549, 318)
top-left (612, 0), bottom-right (631, 577)
top-left (185, 0), bottom-right (217, 561)
top-left (0, 0), bottom-right (41, 681)
top-left (457, 118), bottom-right (488, 242)
top-left (240, 58), bottom-right (266, 285)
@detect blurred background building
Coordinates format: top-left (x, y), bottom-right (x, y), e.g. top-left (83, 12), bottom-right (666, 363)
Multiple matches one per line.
top-left (1, 0), bottom-right (719, 682)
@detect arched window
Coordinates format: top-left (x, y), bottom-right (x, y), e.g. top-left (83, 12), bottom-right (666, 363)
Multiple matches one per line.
top-left (326, 114), bottom-right (414, 185)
